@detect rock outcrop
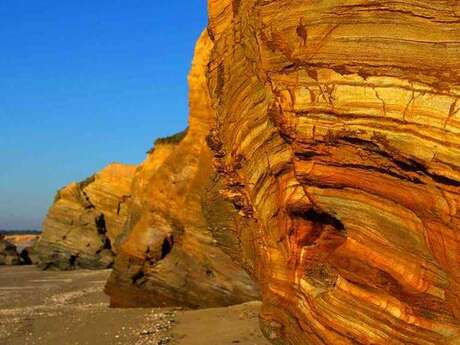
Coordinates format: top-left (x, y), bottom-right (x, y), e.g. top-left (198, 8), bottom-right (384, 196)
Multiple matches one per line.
top-left (204, 0), bottom-right (460, 344)
top-left (35, 163), bottom-right (136, 270)
top-left (0, 236), bottom-right (20, 265)
top-left (5, 234), bottom-right (40, 250)
top-left (104, 30), bottom-right (260, 308)
top-left (3, 233), bottom-right (40, 265)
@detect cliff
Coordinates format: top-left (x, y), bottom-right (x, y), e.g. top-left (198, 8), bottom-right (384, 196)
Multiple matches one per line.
top-left (205, 0), bottom-right (460, 344)
top-left (33, 1), bottom-right (460, 343)
top-left (104, 31), bottom-right (260, 308)
top-left (35, 163), bottom-right (136, 269)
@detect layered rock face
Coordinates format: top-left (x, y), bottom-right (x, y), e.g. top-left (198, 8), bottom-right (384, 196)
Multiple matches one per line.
top-left (35, 163), bottom-right (136, 270)
top-left (31, 1), bottom-right (460, 342)
top-left (205, 1), bottom-right (460, 344)
top-left (104, 31), bottom-right (260, 308)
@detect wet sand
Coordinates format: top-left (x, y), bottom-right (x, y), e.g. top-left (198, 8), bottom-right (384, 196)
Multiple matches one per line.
top-left (0, 266), bottom-right (270, 345)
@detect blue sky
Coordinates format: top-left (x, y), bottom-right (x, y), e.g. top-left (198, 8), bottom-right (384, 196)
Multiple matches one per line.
top-left (0, 1), bottom-right (208, 229)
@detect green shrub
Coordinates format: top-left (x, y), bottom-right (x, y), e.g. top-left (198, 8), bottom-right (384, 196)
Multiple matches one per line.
top-left (78, 174), bottom-right (96, 189)
top-left (147, 128), bottom-right (188, 154)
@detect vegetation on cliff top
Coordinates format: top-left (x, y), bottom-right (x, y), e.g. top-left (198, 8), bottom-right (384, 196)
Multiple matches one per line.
top-left (147, 128), bottom-right (188, 154)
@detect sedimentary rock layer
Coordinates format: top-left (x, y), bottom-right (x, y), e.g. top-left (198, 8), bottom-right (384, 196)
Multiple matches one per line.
top-left (205, 0), bottom-right (460, 344)
top-left (35, 163), bottom-right (135, 270)
top-left (104, 31), bottom-right (260, 308)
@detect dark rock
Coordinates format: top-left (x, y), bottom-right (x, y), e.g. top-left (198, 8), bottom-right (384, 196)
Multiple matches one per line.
top-left (0, 236), bottom-right (20, 265)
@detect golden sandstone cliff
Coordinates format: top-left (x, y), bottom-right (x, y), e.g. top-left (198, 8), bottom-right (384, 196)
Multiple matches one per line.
top-left (35, 163), bottom-right (136, 269)
top-left (38, 1), bottom-right (460, 344)
top-left (204, 0), bottom-right (460, 344)
top-left (37, 30), bottom-right (259, 308)
top-left (104, 31), bottom-right (260, 308)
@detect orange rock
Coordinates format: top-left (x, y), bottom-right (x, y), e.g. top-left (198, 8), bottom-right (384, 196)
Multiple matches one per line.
top-left (104, 31), bottom-right (260, 308)
top-left (35, 163), bottom-right (136, 269)
top-left (206, 0), bottom-right (460, 344)
top-left (33, 1), bottom-right (460, 343)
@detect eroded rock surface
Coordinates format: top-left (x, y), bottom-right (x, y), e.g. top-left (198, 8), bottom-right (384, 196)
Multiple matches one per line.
top-left (0, 236), bottom-right (20, 265)
top-left (104, 31), bottom-right (260, 308)
top-left (35, 163), bottom-right (136, 270)
top-left (33, 1), bottom-right (460, 343)
top-left (6, 234), bottom-right (40, 265)
top-left (205, 0), bottom-right (460, 344)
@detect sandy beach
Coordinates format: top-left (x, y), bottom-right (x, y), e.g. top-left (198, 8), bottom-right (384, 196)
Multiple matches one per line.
top-left (0, 266), bottom-right (270, 345)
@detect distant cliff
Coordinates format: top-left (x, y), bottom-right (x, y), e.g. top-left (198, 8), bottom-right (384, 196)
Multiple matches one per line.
top-left (35, 163), bottom-right (136, 269)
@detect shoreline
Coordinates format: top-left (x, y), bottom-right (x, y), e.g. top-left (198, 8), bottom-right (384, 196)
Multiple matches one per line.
top-left (0, 266), bottom-right (270, 345)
